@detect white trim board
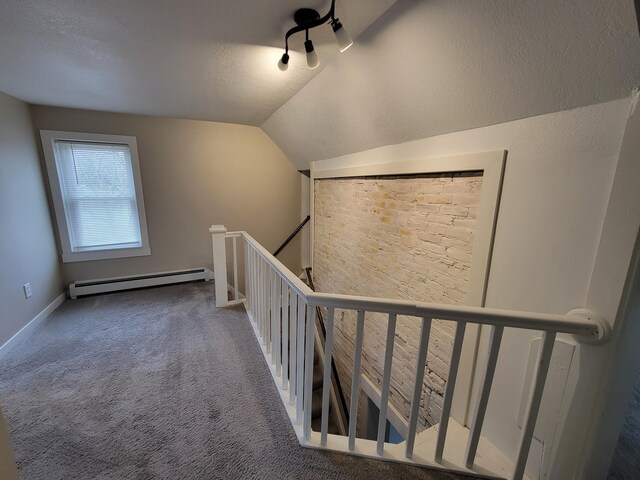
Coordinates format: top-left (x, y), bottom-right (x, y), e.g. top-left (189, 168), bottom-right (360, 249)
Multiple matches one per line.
top-left (310, 150), bottom-right (506, 426)
top-left (0, 293), bottom-right (66, 358)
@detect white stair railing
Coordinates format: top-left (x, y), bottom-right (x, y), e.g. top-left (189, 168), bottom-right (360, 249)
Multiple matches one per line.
top-left (211, 226), bottom-right (610, 480)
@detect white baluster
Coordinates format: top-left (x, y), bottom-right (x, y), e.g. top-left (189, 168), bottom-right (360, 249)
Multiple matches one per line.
top-left (405, 316), bottom-right (432, 459)
top-left (257, 256), bottom-right (263, 340)
top-left (303, 304), bottom-right (316, 440)
top-left (296, 296), bottom-right (305, 423)
top-left (265, 265), bottom-right (270, 350)
top-left (282, 284), bottom-right (289, 390)
top-left (252, 249), bottom-right (257, 321)
top-left (274, 274), bottom-right (282, 374)
top-left (289, 293), bottom-right (298, 405)
top-left (232, 236), bottom-right (238, 300)
top-left (465, 325), bottom-right (504, 468)
top-left (251, 247), bottom-right (256, 320)
top-left (244, 242), bottom-right (251, 315)
top-left (377, 313), bottom-right (397, 455)
top-left (263, 263), bottom-right (268, 346)
top-left (435, 321), bottom-right (467, 463)
top-left (321, 307), bottom-right (335, 446)
top-left (348, 310), bottom-right (366, 451)
top-left (269, 269), bottom-right (277, 358)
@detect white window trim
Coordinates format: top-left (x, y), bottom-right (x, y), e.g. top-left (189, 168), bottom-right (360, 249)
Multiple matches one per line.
top-left (41, 130), bottom-right (151, 263)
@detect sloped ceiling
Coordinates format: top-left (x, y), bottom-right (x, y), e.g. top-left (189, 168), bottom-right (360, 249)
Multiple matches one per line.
top-left (0, 0), bottom-right (395, 126)
top-left (262, 0), bottom-right (640, 169)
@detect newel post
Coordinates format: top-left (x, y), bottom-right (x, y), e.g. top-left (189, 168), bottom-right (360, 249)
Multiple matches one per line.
top-left (210, 225), bottom-right (228, 307)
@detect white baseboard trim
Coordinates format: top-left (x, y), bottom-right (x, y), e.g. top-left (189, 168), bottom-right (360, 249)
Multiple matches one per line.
top-left (0, 292), bottom-right (66, 357)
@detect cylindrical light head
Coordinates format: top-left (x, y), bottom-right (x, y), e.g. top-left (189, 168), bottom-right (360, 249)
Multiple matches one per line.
top-left (304, 39), bottom-right (319, 69)
top-left (332, 19), bottom-right (353, 52)
top-left (278, 52), bottom-right (289, 71)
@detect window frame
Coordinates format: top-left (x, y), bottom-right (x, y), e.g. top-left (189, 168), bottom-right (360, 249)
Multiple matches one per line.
top-left (41, 130), bottom-right (151, 263)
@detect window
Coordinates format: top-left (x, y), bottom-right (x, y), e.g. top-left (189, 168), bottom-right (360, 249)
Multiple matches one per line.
top-left (41, 131), bottom-right (150, 262)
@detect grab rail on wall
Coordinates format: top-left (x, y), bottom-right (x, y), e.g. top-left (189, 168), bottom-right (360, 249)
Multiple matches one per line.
top-left (209, 225), bottom-right (610, 480)
top-left (273, 216), bottom-right (310, 258)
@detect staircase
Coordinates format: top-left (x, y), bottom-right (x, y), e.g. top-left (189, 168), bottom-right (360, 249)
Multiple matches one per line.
top-left (211, 227), bottom-right (610, 480)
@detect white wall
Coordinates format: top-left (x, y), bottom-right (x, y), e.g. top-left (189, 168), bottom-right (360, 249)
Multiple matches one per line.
top-left (312, 97), bottom-right (631, 478)
top-left (0, 92), bottom-right (63, 347)
top-left (568, 89), bottom-right (640, 480)
top-left (263, 0), bottom-right (640, 168)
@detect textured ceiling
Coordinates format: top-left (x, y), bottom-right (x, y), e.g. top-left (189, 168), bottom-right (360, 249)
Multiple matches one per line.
top-left (0, 0), bottom-right (395, 125)
top-left (262, 0), bottom-right (640, 168)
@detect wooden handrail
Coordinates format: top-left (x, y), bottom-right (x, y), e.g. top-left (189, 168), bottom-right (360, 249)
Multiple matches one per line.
top-left (273, 216), bottom-right (311, 257)
top-left (229, 229), bottom-right (607, 343)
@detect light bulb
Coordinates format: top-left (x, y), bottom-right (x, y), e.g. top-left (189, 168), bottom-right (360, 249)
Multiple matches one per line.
top-left (278, 53), bottom-right (289, 71)
top-left (305, 40), bottom-right (319, 69)
top-left (332, 20), bottom-right (353, 52)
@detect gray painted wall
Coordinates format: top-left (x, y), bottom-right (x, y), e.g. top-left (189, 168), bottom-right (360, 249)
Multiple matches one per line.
top-left (30, 106), bottom-right (302, 285)
top-left (0, 92), bottom-right (63, 347)
top-left (262, 0), bottom-right (640, 168)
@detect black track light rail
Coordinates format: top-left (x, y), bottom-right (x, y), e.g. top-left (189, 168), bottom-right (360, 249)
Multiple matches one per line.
top-left (282, 0), bottom-right (337, 55)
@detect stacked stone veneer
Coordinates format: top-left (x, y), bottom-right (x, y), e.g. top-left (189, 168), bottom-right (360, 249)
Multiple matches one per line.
top-left (313, 172), bottom-right (482, 430)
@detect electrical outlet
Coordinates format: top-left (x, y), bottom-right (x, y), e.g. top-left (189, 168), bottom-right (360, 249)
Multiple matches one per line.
top-left (23, 283), bottom-right (32, 299)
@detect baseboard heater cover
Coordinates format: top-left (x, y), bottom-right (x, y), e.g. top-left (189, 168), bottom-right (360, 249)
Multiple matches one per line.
top-left (69, 268), bottom-right (212, 299)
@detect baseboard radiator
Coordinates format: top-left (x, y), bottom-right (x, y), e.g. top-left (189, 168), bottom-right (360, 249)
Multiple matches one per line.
top-left (69, 268), bottom-right (212, 299)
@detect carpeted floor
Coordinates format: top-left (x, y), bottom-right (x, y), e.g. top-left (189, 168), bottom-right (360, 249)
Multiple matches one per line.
top-left (0, 282), bottom-right (467, 480)
top-left (607, 371), bottom-right (640, 479)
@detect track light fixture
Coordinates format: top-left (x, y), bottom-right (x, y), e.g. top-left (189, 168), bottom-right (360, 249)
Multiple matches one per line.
top-left (278, 0), bottom-right (353, 71)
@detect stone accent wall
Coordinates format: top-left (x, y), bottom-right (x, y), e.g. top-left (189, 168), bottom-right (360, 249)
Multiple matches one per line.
top-left (313, 172), bottom-right (482, 430)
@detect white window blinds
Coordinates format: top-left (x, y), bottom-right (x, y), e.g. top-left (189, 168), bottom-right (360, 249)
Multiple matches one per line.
top-left (53, 141), bottom-right (143, 252)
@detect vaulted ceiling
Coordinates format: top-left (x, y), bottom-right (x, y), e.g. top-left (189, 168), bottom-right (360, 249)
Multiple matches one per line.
top-left (0, 0), bottom-right (395, 125)
top-left (263, 0), bottom-right (640, 168)
top-left (1, 1), bottom-right (639, 169)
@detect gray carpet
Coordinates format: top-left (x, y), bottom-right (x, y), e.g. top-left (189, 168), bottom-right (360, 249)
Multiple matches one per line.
top-left (608, 371), bottom-right (640, 479)
top-left (0, 282), bottom-right (466, 480)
